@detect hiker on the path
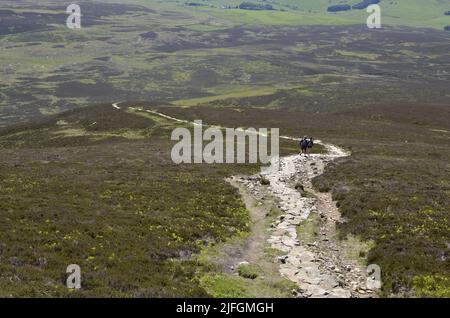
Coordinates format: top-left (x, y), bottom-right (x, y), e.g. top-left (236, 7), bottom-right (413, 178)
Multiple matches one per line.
top-left (299, 136), bottom-right (314, 156)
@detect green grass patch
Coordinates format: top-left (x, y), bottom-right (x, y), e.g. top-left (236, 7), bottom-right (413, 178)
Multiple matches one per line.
top-left (413, 275), bottom-right (450, 298)
top-left (174, 86), bottom-right (279, 107)
top-left (237, 263), bottom-right (260, 279)
top-left (296, 212), bottom-right (320, 245)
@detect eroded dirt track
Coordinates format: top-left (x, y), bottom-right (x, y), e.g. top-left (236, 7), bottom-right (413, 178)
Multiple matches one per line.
top-left (235, 144), bottom-right (376, 298)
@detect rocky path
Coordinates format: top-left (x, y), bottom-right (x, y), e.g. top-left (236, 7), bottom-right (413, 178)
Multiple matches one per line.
top-left (235, 143), bottom-right (376, 298)
top-left (113, 103), bottom-right (376, 297)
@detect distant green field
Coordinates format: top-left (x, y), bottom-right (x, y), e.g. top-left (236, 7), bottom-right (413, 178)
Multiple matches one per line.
top-left (139, 0), bottom-right (450, 29)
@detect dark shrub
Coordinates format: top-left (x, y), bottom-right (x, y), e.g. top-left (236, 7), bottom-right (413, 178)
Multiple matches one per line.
top-left (327, 5), bottom-right (351, 12)
top-left (352, 0), bottom-right (381, 10)
top-left (239, 2), bottom-right (274, 11)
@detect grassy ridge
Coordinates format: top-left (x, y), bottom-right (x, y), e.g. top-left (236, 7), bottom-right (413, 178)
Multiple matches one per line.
top-left (0, 105), bottom-right (262, 297)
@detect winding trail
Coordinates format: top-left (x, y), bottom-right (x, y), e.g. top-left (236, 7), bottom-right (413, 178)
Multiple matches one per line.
top-left (112, 102), bottom-right (375, 298)
top-left (241, 146), bottom-right (374, 297)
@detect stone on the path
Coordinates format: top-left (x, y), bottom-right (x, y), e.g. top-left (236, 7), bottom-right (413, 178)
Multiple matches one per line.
top-left (277, 255), bottom-right (288, 264)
